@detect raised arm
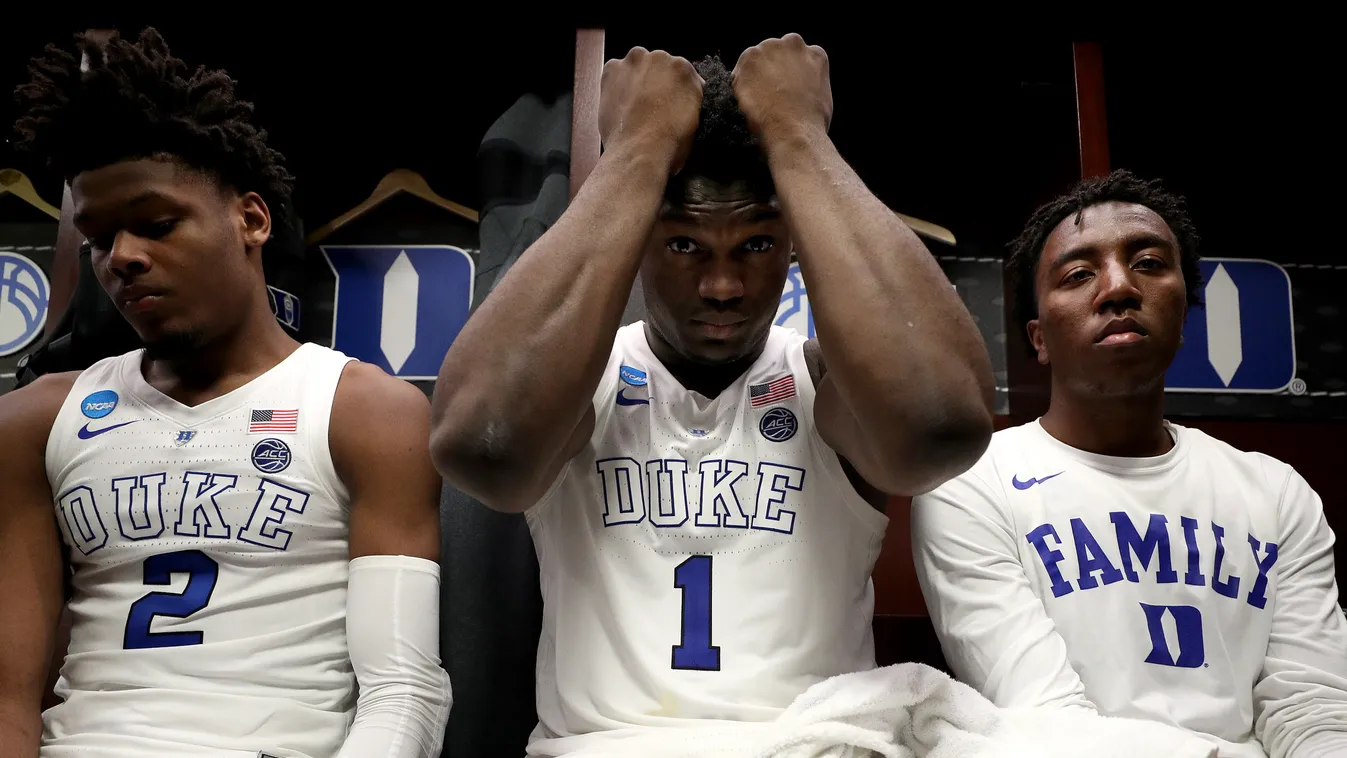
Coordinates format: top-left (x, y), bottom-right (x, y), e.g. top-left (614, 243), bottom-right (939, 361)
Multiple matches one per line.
top-left (330, 362), bottom-right (451, 758)
top-left (1252, 467), bottom-right (1347, 758)
top-left (429, 48), bottom-right (704, 513)
top-left (732, 35), bottom-right (994, 496)
top-left (911, 468), bottom-right (1096, 710)
top-left (0, 373), bottom-right (76, 758)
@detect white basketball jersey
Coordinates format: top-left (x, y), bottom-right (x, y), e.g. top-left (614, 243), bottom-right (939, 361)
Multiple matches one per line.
top-left (42, 343), bottom-right (357, 758)
top-left (526, 323), bottom-right (889, 755)
top-left (915, 421), bottom-right (1347, 758)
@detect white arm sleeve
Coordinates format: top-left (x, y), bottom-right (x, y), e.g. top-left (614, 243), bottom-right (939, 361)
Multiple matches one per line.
top-left (911, 467), bottom-right (1096, 710)
top-left (1252, 467), bottom-right (1347, 758)
top-left (336, 555), bottom-right (452, 758)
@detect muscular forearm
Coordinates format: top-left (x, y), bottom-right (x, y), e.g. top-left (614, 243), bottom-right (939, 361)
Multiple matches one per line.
top-left (764, 125), bottom-right (994, 457)
top-left (0, 704), bottom-right (40, 757)
top-left (431, 140), bottom-right (673, 494)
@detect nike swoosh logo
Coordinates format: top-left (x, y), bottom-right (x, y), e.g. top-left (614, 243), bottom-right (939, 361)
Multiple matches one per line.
top-left (78, 420), bottom-right (138, 439)
top-left (1012, 471), bottom-right (1064, 490)
top-left (615, 388), bottom-right (649, 407)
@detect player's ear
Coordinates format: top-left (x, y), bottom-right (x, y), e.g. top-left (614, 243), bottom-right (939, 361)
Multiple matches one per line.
top-left (1026, 319), bottom-right (1049, 366)
top-left (237, 192), bottom-right (272, 252)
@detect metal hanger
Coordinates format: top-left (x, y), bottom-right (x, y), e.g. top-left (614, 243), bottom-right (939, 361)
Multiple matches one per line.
top-left (305, 169), bottom-right (478, 245)
top-left (0, 169), bottom-right (61, 220)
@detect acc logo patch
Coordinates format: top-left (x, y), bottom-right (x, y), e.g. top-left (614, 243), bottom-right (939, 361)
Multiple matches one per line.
top-left (173, 430), bottom-right (197, 447)
top-left (759, 407), bottom-right (798, 443)
top-left (620, 365), bottom-right (648, 387)
top-left (251, 438), bottom-right (292, 474)
top-left (81, 390), bottom-right (119, 419)
top-left (0, 251), bottom-right (51, 357)
top-left (321, 245), bottom-right (474, 380)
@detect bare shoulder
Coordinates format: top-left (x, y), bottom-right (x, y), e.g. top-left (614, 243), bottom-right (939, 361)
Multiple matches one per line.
top-left (328, 361), bottom-right (432, 463)
top-left (0, 372), bottom-right (81, 444)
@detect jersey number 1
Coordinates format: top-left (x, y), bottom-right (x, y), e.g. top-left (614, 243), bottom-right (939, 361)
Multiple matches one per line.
top-left (123, 550), bottom-right (219, 650)
top-left (671, 555), bottom-right (721, 671)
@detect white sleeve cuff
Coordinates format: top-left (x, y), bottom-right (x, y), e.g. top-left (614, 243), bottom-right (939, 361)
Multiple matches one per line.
top-left (337, 555), bottom-right (451, 758)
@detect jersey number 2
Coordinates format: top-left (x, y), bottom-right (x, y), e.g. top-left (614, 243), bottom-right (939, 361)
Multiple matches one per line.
top-left (671, 555), bottom-right (721, 671)
top-left (123, 550), bottom-right (219, 650)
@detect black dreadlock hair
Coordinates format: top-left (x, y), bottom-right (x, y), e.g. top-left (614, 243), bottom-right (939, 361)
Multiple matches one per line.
top-left (12, 27), bottom-right (293, 214)
top-left (664, 55), bottom-right (774, 203)
top-left (1006, 169), bottom-right (1203, 339)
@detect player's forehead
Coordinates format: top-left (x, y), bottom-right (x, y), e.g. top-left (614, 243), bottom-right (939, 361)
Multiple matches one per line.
top-left (1040, 201), bottom-right (1178, 270)
top-left (660, 176), bottom-right (779, 229)
top-left (72, 158), bottom-right (221, 227)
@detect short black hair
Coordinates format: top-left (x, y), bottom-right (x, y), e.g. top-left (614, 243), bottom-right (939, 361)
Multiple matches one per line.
top-left (13, 27), bottom-right (293, 213)
top-left (664, 55), bottom-right (773, 203)
top-left (1007, 169), bottom-right (1203, 336)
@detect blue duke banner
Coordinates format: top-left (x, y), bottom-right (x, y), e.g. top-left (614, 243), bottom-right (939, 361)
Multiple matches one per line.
top-left (1166, 258), bottom-right (1297, 393)
top-left (321, 245), bottom-right (475, 380)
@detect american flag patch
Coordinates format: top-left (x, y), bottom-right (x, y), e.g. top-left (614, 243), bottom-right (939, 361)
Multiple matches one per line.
top-left (749, 375), bottom-right (797, 408)
top-left (249, 409), bottom-right (298, 434)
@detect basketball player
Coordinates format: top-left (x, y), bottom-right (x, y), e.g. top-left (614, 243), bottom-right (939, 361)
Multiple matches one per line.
top-left (431, 35), bottom-right (996, 754)
top-left (912, 170), bottom-right (1347, 758)
top-left (0, 29), bottom-right (450, 757)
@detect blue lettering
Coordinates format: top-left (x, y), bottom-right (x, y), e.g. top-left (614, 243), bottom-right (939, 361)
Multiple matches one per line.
top-left (1246, 535), bottom-right (1279, 610)
top-left (1072, 517), bottom-right (1124, 590)
top-left (1211, 522), bottom-right (1241, 599)
top-left (1141, 603), bottom-right (1205, 668)
top-left (1181, 516), bottom-right (1205, 586)
top-left (1111, 512), bottom-right (1178, 584)
top-left (1026, 524), bottom-right (1074, 598)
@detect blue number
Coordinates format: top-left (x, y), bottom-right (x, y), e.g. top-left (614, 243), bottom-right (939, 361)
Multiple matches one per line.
top-left (671, 555), bottom-right (721, 671)
top-left (123, 550), bottom-right (219, 649)
top-left (1141, 602), bottom-right (1205, 668)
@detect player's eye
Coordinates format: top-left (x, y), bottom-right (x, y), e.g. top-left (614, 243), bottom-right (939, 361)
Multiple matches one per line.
top-left (741, 236), bottom-right (775, 254)
top-left (1134, 256), bottom-right (1164, 270)
top-left (666, 237), bottom-right (700, 255)
top-left (1064, 268), bottom-right (1093, 283)
top-left (140, 219), bottom-right (179, 239)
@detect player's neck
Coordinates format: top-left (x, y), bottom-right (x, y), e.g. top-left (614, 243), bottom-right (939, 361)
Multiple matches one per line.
top-left (141, 310), bottom-right (300, 407)
top-left (1040, 385), bottom-right (1173, 458)
top-left (644, 324), bottom-right (765, 399)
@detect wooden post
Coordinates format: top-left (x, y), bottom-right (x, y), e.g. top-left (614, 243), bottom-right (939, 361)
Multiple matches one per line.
top-left (1073, 42), bottom-right (1111, 179)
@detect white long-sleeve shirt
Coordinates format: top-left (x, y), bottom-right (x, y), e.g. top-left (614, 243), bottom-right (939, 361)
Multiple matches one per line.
top-left (912, 419), bottom-right (1347, 758)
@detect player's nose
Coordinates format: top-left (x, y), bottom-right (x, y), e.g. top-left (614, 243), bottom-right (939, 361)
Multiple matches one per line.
top-left (106, 231), bottom-right (155, 279)
top-left (698, 259), bottom-right (745, 303)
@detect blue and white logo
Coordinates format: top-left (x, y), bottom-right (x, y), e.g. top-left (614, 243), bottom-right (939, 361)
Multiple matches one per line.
top-left (267, 285), bottom-right (301, 331)
top-left (759, 407), bottom-right (798, 443)
top-left (174, 430), bottom-right (197, 447)
top-left (0, 251), bottom-right (51, 357)
top-left (774, 262), bottom-right (815, 339)
top-left (81, 390), bottom-right (119, 419)
top-left (322, 245), bottom-right (475, 380)
top-left (251, 438), bottom-right (292, 474)
top-left (620, 365), bottom-right (648, 387)
top-left (1167, 258), bottom-right (1296, 393)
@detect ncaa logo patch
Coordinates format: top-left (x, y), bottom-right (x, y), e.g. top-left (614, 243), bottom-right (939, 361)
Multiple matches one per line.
top-left (759, 407), bottom-right (798, 443)
top-left (322, 245), bottom-right (474, 380)
top-left (81, 390), bottom-right (119, 419)
top-left (251, 438), bottom-right (292, 474)
top-left (620, 365), bottom-right (648, 387)
top-left (0, 251), bottom-right (51, 357)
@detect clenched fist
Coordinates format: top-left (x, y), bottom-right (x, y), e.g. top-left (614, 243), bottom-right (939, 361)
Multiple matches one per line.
top-left (731, 34), bottom-right (833, 142)
top-left (599, 47), bottom-right (705, 174)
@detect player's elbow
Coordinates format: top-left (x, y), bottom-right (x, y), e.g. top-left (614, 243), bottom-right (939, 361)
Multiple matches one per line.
top-left (879, 407), bottom-right (993, 496)
top-left (429, 415), bottom-right (537, 513)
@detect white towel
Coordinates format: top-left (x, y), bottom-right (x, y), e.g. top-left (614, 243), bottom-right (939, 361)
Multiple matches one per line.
top-left (548, 663), bottom-right (1221, 758)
